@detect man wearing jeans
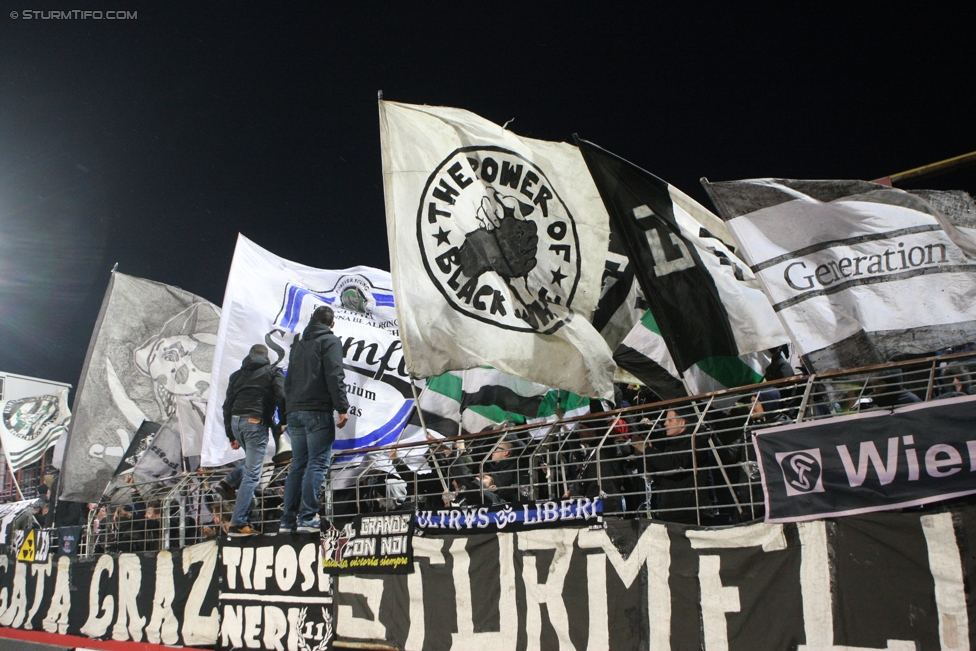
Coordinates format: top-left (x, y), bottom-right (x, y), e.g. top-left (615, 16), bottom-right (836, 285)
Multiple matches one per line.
top-left (221, 344), bottom-right (287, 536)
top-left (280, 306), bottom-right (348, 534)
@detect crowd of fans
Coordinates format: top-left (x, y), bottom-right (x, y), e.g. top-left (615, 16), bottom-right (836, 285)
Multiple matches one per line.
top-left (3, 348), bottom-right (974, 552)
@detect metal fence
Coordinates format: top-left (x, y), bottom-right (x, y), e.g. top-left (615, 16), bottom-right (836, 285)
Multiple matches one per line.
top-left (70, 350), bottom-right (976, 556)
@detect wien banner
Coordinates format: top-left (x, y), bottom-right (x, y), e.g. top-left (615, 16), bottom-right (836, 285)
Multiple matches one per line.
top-left (0, 540), bottom-right (219, 646)
top-left (60, 272), bottom-right (221, 502)
top-left (702, 178), bottom-right (976, 372)
top-left (202, 235), bottom-right (414, 481)
top-left (755, 395), bottom-right (976, 522)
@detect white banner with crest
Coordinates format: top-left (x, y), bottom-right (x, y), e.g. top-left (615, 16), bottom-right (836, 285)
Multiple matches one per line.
top-left (202, 235), bottom-right (414, 477)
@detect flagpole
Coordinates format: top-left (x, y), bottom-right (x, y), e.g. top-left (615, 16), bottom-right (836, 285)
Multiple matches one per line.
top-left (409, 381), bottom-right (449, 493)
top-left (874, 150), bottom-right (976, 186)
top-left (677, 375), bottom-right (743, 515)
top-left (4, 456), bottom-right (25, 500)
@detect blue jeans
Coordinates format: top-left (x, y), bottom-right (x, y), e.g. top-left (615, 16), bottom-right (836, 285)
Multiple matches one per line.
top-left (226, 416), bottom-right (269, 526)
top-left (280, 410), bottom-right (335, 525)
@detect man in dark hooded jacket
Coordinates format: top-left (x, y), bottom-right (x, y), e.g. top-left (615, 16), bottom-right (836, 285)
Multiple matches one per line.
top-left (220, 344), bottom-right (286, 535)
top-left (279, 306), bottom-right (349, 534)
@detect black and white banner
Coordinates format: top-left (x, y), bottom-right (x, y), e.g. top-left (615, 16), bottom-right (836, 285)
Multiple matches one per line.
top-left (337, 508), bottom-right (975, 650)
top-left (3, 507), bottom-right (976, 649)
top-left (703, 178), bottom-right (976, 372)
top-left (60, 272), bottom-right (220, 502)
top-left (219, 534), bottom-right (334, 651)
top-left (579, 140), bottom-right (787, 375)
top-left (415, 499), bottom-right (602, 535)
top-left (755, 395), bottom-right (976, 522)
top-left (0, 540), bottom-right (219, 646)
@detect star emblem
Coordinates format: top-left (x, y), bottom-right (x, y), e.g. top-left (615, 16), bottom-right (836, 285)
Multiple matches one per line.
top-left (433, 227), bottom-right (451, 246)
top-left (550, 267), bottom-right (567, 287)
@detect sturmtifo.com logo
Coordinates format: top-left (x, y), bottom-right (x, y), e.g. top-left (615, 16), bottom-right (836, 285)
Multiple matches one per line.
top-left (775, 449), bottom-right (825, 496)
top-left (417, 146), bottom-right (581, 334)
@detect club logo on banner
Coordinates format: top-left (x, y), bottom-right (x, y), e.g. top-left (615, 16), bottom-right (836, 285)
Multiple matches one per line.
top-left (0, 386), bottom-right (71, 470)
top-left (418, 147), bottom-right (581, 334)
top-left (775, 449), bottom-right (825, 496)
top-left (755, 395), bottom-right (976, 522)
top-left (321, 512), bottom-right (413, 574)
top-left (219, 536), bottom-right (334, 651)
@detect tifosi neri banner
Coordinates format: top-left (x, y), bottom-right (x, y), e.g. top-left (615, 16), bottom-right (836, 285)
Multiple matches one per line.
top-left (219, 534), bottom-right (334, 651)
top-left (755, 395), bottom-right (976, 522)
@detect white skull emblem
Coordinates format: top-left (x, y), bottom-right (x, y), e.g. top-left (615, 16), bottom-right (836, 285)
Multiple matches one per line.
top-left (134, 303), bottom-right (219, 418)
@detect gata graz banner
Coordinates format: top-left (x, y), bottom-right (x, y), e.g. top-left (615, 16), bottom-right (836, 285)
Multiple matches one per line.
top-left (0, 540), bottom-right (219, 646)
top-left (336, 508), bottom-right (976, 651)
top-left (755, 395), bottom-right (976, 523)
top-left (219, 534), bottom-right (334, 651)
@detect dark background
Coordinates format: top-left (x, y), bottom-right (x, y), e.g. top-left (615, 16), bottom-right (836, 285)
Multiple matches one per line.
top-left (1, 3), bottom-right (973, 388)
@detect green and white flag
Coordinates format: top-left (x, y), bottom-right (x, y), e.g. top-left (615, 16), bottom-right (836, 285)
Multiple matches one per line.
top-left (614, 309), bottom-right (770, 398)
top-left (398, 367), bottom-right (591, 455)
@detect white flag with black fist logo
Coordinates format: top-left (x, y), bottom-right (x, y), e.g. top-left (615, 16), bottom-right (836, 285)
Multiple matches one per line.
top-left (379, 100), bottom-right (615, 399)
top-left (703, 179), bottom-right (976, 372)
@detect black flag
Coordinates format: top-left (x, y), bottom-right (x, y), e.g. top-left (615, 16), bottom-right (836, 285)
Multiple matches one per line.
top-left (577, 139), bottom-right (738, 372)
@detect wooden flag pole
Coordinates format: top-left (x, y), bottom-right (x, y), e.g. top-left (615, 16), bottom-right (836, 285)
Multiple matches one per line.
top-left (874, 150), bottom-right (976, 186)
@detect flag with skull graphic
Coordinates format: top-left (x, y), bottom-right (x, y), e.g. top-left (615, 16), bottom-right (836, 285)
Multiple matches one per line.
top-left (379, 100), bottom-right (615, 399)
top-left (59, 272), bottom-right (220, 502)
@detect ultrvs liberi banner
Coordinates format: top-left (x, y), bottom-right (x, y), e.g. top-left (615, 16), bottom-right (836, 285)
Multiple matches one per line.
top-left (754, 395), bottom-right (976, 522)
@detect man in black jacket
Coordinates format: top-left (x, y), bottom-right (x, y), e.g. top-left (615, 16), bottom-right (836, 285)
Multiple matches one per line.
top-left (279, 306), bottom-right (349, 534)
top-left (221, 344), bottom-right (286, 535)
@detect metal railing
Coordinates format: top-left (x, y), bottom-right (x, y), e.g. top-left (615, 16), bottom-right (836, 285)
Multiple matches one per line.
top-left (68, 350), bottom-right (976, 556)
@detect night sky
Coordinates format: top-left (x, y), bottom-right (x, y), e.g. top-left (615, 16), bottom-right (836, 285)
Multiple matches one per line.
top-left (1, 3), bottom-right (973, 389)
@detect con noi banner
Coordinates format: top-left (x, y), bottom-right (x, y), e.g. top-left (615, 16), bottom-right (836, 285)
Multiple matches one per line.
top-left (321, 512), bottom-right (414, 574)
top-left (755, 395), bottom-right (976, 522)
